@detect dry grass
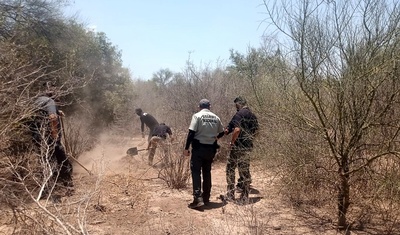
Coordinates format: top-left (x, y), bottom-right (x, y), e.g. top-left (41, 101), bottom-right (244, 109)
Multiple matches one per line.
top-left (156, 139), bottom-right (191, 189)
top-left (61, 115), bottom-right (95, 160)
top-left (2, 126), bottom-right (400, 235)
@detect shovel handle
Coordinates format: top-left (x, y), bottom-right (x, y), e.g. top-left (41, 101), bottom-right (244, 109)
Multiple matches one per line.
top-left (68, 154), bottom-right (92, 175)
top-left (60, 116), bottom-right (92, 175)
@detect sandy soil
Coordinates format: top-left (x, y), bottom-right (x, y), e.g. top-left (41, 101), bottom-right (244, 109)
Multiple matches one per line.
top-left (68, 135), bottom-right (351, 235)
top-left (1, 135), bottom-right (367, 235)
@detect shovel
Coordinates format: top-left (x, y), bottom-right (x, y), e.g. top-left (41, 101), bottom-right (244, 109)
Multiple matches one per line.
top-left (126, 147), bottom-right (147, 156)
top-left (60, 116), bottom-right (92, 175)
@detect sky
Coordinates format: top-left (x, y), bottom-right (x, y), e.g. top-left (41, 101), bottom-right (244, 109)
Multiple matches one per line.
top-left (64, 1), bottom-right (267, 80)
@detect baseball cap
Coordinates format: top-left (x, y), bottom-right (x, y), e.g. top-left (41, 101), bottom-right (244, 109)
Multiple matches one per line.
top-left (199, 99), bottom-right (210, 108)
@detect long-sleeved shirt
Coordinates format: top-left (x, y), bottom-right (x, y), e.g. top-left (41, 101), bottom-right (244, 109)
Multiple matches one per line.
top-left (139, 112), bottom-right (159, 132)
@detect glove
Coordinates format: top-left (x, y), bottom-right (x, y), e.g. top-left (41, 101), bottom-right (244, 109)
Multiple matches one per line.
top-left (58, 110), bottom-right (65, 117)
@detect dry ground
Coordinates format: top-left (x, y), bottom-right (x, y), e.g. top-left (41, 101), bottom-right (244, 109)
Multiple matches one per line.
top-left (1, 135), bottom-right (370, 235)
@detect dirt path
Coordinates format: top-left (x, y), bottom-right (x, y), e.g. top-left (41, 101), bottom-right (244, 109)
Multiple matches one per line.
top-left (69, 135), bottom-right (345, 235)
top-left (0, 135), bottom-right (373, 234)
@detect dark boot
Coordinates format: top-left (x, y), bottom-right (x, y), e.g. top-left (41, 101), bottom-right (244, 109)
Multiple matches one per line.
top-left (58, 175), bottom-right (74, 196)
top-left (227, 190), bottom-right (235, 201)
top-left (238, 183), bottom-right (250, 204)
top-left (202, 194), bottom-right (210, 205)
top-left (189, 197), bottom-right (204, 209)
top-left (219, 186), bottom-right (235, 203)
top-left (236, 182), bottom-right (244, 192)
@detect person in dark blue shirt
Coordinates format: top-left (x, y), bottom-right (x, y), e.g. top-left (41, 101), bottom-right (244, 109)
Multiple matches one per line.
top-left (135, 108), bottom-right (159, 143)
top-left (224, 96), bottom-right (258, 202)
top-left (146, 123), bottom-right (173, 166)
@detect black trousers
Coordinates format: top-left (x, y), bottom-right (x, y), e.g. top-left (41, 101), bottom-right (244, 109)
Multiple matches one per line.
top-left (36, 138), bottom-right (74, 188)
top-left (53, 142), bottom-right (73, 185)
top-left (31, 122), bottom-right (73, 191)
top-left (190, 144), bottom-right (216, 201)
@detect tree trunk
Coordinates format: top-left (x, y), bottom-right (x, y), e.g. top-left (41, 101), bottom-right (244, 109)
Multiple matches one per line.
top-left (337, 156), bottom-right (350, 230)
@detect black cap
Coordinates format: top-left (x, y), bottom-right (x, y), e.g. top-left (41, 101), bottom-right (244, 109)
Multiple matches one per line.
top-left (199, 99), bottom-right (210, 108)
top-left (234, 96), bottom-right (247, 105)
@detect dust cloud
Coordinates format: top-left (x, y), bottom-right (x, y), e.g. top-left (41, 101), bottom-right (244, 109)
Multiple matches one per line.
top-left (72, 133), bottom-right (146, 175)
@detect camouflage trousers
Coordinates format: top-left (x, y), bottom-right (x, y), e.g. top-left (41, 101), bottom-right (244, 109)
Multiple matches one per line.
top-left (226, 148), bottom-right (251, 197)
top-left (148, 136), bottom-right (169, 165)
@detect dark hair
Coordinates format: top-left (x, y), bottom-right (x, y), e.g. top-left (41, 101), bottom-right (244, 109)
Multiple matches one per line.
top-left (135, 108), bottom-right (143, 114)
top-left (234, 96), bottom-right (247, 105)
top-left (45, 91), bottom-right (54, 98)
top-left (160, 123), bottom-right (165, 125)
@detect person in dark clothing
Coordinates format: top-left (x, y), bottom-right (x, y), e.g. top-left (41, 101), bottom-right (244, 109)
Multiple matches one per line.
top-left (147, 123), bottom-right (174, 166)
top-left (223, 96), bottom-right (258, 201)
top-left (183, 99), bottom-right (224, 209)
top-left (30, 93), bottom-right (74, 198)
top-left (135, 108), bottom-right (159, 143)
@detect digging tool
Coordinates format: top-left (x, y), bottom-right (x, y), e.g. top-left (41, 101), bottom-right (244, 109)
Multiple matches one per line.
top-left (60, 116), bottom-right (92, 175)
top-left (126, 141), bottom-right (180, 156)
top-left (126, 147), bottom-right (147, 156)
top-left (67, 152), bottom-right (92, 175)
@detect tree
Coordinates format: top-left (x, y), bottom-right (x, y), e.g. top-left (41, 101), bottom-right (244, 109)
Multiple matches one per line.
top-left (152, 68), bottom-right (174, 87)
top-left (1, 1), bottom-right (136, 232)
top-left (263, 0), bottom-right (400, 229)
top-left (228, 44), bottom-right (292, 114)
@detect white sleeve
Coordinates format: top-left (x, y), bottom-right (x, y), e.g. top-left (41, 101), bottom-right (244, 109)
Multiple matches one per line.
top-left (188, 114), bottom-right (198, 131)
